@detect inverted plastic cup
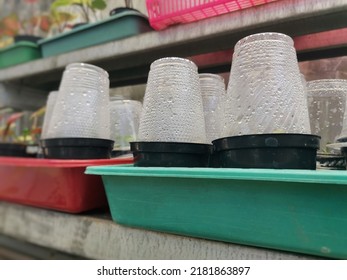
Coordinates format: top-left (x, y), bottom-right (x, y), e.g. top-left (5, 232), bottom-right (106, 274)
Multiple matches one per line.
top-left (307, 79), bottom-right (347, 152)
top-left (41, 91), bottom-right (58, 139)
top-left (110, 99), bottom-right (142, 151)
top-left (199, 73), bottom-right (225, 143)
top-left (46, 63), bottom-right (111, 140)
top-left (223, 32), bottom-right (311, 136)
top-left (138, 57), bottom-right (207, 144)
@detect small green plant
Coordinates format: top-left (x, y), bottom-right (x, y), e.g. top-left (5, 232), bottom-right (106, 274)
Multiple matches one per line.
top-left (0, 8), bottom-right (75, 46)
top-left (51, 0), bottom-right (107, 24)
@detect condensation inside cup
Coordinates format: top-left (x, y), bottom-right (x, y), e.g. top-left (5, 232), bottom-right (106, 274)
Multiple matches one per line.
top-left (110, 100), bottom-right (142, 151)
top-left (307, 79), bottom-right (347, 151)
top-left (138, 57), bottom-right (207, 144)
top-left (46, 63), bottom-right (111, 139)
top-left (199, 73), bottom-right (225, 143)
top-left (223, 33), bottom-right (311, 136)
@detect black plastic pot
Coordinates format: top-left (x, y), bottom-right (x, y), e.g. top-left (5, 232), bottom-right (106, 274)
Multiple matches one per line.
top-left (130, 142), bottom-right (212, 167)
top-left (71, 22), bottom-right (89, 29)
top-left (339, 147), bottom-right (347, 170)
top-left (316, 153), bottom-right (346, 170)
top-left (337, 136), bottom-right (347, 143)
top-left (109, 7), bottom-right (142, 16)
top-left (212, 134), bottom-right (320, 169)
top-left (111, 150), bottom-right (132, 158)
top-left (333, 137), bottom-right (347, 170)
top-left (40, 138), bottom-right (114, 159)
top-left (14, 35), bottom-right (42, 43)
top-left (0, 143), bottom-right (37, 158)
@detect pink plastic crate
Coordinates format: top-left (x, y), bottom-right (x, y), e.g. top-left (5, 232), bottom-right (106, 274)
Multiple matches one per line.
top-left (146, 0), bottom-right (279, 30)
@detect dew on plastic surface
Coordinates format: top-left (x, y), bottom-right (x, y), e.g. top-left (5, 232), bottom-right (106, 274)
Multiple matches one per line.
top-left (46, 63), bottom-right (110, 139)
top-left (138, 58), bottom-right (207, 143)
top-left (223, 33), bottom-right (311, 137)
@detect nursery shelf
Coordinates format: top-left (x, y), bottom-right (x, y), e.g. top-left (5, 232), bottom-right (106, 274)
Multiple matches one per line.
top-left (0, 202), bottom-right (319, 260)
top-left (0, 0), bottom-right (346, 90)
top-left (0, 0), bottom-right (345, 261)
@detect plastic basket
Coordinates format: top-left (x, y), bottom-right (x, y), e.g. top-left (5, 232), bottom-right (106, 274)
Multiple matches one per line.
top-left (146, 0), bottom-right (280, 30)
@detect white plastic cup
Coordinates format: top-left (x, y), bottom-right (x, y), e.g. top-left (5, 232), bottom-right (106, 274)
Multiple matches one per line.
top-left (110, 99), bottom-right (142, 151)
top-left (46, 63), bottom-right (111, 139)
top-left (223, 32), bottom-right (311, 136)
top-left (138, 57), bottom-right (207, 144)
top-left (41, 91), bottom-right (58, 139)
top-left (199, 73), bottom-right (225, 143)
top-left (307, 79), bottom-right (347, 151)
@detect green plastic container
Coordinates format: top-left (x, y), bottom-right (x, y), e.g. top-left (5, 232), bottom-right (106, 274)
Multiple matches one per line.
top-left (86, 165), bottom-right (347, 259)
top-left (0, 42), bottom-right (41, 69)
top-left (39, 11), bottom-right (153, 57)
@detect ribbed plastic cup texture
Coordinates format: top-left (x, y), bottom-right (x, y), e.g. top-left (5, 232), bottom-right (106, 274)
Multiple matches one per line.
top-left (301, 74), bottom-right (308, 97)
top-left (223, 33), bottom-right (311, 136)
top-left (199, 73), bottom-right (225, 143)
top-left (138, 57), bottom-right (207, 143)
top-left (46, 63), bottom-right (111, 139)
top-left (307, 79), bottom-right (347, 150)
top-left (110, 99), bottom-right (142, 151)
top-left (41, 91), bottom-right (58, 139)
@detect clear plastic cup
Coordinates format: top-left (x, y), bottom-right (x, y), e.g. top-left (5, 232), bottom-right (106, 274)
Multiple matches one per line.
top-left (199, 73), bottom-right (225, 143)
top-left (307, 79), bottom-right (347, 151)
top-left (109, 99), bottom-right (142, 151)
top-left (223, 32), bottom-right (311, 136)
top-left (46, 63), bottom-right (111, 139)
top-left (138, 57), bottom-right (207, 144)
top-left (41, 91), bottom-right (58, 139)
top-left (301, 73), bottom-right (308, 97)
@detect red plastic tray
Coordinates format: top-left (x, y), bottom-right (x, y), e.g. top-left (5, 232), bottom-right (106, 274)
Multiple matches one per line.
top-left (0, 157), bottom-right (133, 213)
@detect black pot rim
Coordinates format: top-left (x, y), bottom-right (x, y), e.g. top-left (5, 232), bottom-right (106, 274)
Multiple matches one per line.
top-left (0, 143), bottom-right (28, 149)
top-left (213, 133), bottom-right (320, 152)
top-left (131, 141), bottom-right (212, 154)
top-left (337, 137), bottom-right (347, 143)
top-left (14, 35), bottom-right (42, 43)
top-left (0, 143), bottom-right (37, 158)
top-left (317, 152), bottom-right (344, 158)
top-left (40, 137), bottom-right (114, 148)
top-left (109, 7), bottom-right (143, 16)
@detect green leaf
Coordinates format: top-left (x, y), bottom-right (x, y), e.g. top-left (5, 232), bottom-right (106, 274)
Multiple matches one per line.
top-left (52, 11), bottom-right (77, 23)
top-left (72, 0), bottom-right (91, 5)
top-left (51, 0), bottom-right (72, 10)
top-left (91, 0), bottom-right (106, 10)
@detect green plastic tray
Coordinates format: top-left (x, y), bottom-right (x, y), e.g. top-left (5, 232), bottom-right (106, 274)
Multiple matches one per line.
top-left (38, 10), bottom-right (153, 57)
top-left (0, 42), bottom-right (41, 69)
top-left (86, 165), bottom-right (347, 259)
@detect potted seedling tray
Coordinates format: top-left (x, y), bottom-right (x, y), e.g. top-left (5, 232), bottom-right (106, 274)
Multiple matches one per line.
top-left (0, 156), bottom-right (133, 213)
top-left (0, 42), bottom-right (41, 69)
top-left (86, 165), bottom-right (347, 259)
top-left (38, 10), bottom-right (153, 57)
